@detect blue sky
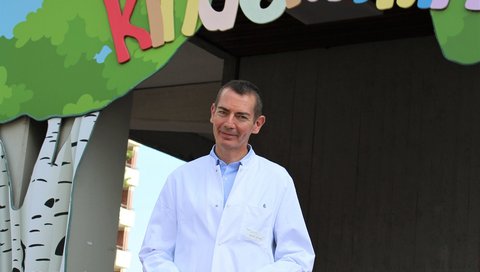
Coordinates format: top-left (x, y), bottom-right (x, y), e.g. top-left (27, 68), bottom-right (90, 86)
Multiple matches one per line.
top-left (0, 0), bottom-right (113, 62)
top-left (127, 144), bottom-right (185, 272)
top-left (94, 45), bottom-right (112, 64)
top-left (0, 0), bottom-right (43, 39)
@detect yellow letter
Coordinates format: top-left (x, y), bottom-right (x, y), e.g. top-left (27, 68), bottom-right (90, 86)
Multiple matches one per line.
top-left (162, 0), bottom-right (175, 42)
top-left (376, 0), bottom-right (395, 9)
top-left (182, 0), bottom-right (199, 36)
top-left (396, 0), bottom-right (416, 8)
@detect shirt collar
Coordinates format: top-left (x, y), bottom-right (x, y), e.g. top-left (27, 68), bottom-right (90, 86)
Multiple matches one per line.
top-left (209, 144), bottom-right (254, 166)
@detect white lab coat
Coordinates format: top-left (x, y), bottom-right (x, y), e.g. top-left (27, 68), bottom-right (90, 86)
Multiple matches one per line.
top-left (139, 150), bottom-right (315, 272)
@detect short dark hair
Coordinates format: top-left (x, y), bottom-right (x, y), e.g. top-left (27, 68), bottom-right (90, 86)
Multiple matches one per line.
top-left (215, 80), bottom-right (263, 118)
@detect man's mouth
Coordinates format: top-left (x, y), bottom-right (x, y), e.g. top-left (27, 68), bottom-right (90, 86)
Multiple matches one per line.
top-left (220, 131), bottom-right (236, 137)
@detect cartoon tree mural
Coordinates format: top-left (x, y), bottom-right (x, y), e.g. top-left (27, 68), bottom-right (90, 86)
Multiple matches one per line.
top-left (0, 0), bottom-right (199, 270)
top-left (0, 113), bottom-right (99, 272)
top-left (431, 0), bottom-right (480, 65)
top-left (0, 0), bottom-right (196, 123)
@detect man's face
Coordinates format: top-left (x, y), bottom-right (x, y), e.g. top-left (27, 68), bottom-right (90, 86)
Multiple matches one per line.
top-left (210, 88), bottom-right (265, 154)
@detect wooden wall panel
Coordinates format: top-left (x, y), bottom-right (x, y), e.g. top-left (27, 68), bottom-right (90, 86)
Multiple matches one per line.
top-left (286, 50), bottom-right (318, 214)
top-left (466, 86), bottom-right (480, 271)
top-left (241, 54), bottom-right (297, 166)
top-left (239, 36), bottom-right (480, 272)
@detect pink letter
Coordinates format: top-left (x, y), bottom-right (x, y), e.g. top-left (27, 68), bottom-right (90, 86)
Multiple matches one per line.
top-left (104, 0), bottom-right (153, 63)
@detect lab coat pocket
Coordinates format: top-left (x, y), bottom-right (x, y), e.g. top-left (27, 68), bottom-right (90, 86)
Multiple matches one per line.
top-left (240, 204), bottom-right (273, 248)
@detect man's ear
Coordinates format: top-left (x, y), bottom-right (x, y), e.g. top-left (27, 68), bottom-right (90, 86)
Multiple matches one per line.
top-left (210, 103), bottom-right (216, 123)
top-left (252, 115), bottom-right (266, 134)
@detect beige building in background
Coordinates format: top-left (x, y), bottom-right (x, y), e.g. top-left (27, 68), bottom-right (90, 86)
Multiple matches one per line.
top-left (115, 140), bottom-right (140, 272)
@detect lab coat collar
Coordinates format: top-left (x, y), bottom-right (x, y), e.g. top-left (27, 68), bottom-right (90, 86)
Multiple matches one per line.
top-left (209, 145), bottom-right (255, 167)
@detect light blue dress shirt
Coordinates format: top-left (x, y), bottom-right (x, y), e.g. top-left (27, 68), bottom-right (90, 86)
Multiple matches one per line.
top-left (209, 145), bottom-right (254, 205)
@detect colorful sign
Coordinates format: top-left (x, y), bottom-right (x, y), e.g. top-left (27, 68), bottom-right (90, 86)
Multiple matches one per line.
top-left (105, 0), bottom-right (480, 63)
top-left (0, 0), bottom-right (479, 124)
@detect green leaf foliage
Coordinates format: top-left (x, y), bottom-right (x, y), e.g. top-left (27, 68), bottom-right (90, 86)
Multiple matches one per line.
top-left (0, 67), bottom-right (34, 117)
top-left (431, 2), bottom-right (480, 65)
top-left (0, 0), bottom-right (199, 123)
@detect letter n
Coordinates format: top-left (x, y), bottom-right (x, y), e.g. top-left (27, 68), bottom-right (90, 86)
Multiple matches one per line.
top-left (104, 0), bottom-right (153, 63)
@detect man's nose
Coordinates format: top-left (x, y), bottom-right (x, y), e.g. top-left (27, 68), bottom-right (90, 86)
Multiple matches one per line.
top-left (224, 114), bottom-right (235, 128)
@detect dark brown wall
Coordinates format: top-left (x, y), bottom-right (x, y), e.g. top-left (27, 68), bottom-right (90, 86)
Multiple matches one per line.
top-left (240, 36), bottom-right (480, 272)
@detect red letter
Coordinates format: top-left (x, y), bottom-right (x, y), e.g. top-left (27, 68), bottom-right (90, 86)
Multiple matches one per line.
top-left (104, 0), bottom-right (152, 63)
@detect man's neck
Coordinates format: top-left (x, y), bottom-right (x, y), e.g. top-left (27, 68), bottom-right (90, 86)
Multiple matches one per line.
top-left (215, 146), bottom-right (249, 164)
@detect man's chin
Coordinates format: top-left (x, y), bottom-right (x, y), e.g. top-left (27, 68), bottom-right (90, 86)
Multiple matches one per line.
top-left (218, 141), bottom-right (234, 147)
top-left (217, 141), bottom-right (238, 150)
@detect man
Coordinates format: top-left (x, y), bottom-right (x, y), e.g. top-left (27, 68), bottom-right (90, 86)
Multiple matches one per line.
top-left (139, 80), bottom-right (315, 271)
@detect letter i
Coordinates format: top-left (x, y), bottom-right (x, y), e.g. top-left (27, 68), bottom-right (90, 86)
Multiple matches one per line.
top-left (162, 0), bottom-right (175, 42)
top-left (146, 0), bottom-right (165, 47)
top-left (182, 0), bottom-right (199, 36)
top-left (146, 0), bottom-right (175, 47)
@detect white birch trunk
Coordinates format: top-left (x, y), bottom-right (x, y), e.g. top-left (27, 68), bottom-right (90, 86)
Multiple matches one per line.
top-left (0, 112), bottom-right (99, 272)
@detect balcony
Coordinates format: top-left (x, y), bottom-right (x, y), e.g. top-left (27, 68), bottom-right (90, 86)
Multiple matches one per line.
top-left (114, 248), bottom-right (132, 270)
top-left (124, 166), bottom-right (139, 187)
top-left (119, 207), bottom-right (135, 228)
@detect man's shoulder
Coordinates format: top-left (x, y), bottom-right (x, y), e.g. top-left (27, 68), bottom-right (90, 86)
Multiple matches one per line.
top-left (249, 153), bottom-right (294, 189)
top-left (171, 154), bottom-right (212, 173)
top-left (253, 153), bottom-right (282, 166)
top-left (188, 154), bottom-right (212, 166)
top-left (251, 153), bottom-right (289, 175)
